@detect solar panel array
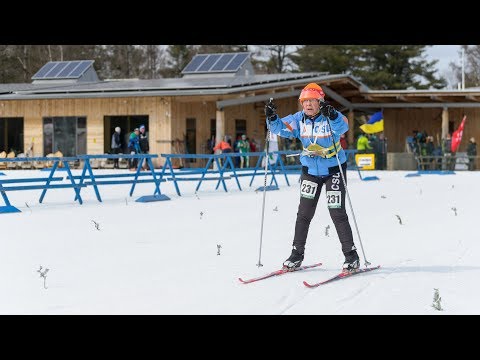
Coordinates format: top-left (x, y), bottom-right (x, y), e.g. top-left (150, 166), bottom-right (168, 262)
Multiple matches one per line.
top-left (32, 60), bottom-right (94, 80)
top-left (182, 53), bottom-right (250, 74)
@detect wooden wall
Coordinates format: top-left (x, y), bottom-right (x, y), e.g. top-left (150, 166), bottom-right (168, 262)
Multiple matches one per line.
top-left (2, 94), bottom-right (478, 169)
top-left (0, 96), bottom-right (171, 167)
top-left (383, 108), bottom-right (480, 152)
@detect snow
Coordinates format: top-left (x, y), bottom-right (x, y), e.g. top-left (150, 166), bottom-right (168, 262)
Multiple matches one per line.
top-left (1, 168), bottom-right (478, 314)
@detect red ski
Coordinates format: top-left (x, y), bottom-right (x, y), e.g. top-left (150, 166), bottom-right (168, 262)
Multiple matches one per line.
top-left (303, 265), bottom-right (380, 288)
top-left (239, 262), bottom-right (322, 284)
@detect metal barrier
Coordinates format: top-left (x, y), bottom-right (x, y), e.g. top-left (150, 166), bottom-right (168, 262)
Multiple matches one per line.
top-left (71, 154), bottom-right (167, 202)
top-left (0, 156), bottom-right (84, 213)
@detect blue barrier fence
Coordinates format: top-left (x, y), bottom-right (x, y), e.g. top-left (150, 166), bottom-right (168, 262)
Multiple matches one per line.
top-left (0, 156), bottom-right (84, 213)
top-left (70, 154), bottom-right (167, 203)
top-left (0, 150), bottom-right (360, 213)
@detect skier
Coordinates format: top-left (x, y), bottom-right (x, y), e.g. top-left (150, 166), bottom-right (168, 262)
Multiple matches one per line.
top-left (265, 83), bottom-right (360, 272)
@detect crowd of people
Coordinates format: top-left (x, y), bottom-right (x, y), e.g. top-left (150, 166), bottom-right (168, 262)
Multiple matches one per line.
top-left (407, 130), bottom-right (477, 171)
top-left (110, 125), bottom-right (150, 171)
top-left (111, 123), bottom-right (477, 173)
top-left (208, 134), bottom-right (260, 168)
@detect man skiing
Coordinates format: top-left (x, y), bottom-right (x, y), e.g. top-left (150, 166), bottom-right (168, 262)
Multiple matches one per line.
top-left (265, 83), bottom-right (360, 273)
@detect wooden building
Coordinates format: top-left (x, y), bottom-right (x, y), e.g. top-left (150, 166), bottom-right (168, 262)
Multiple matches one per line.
top-left (0, 53), bottom-right (479, 168)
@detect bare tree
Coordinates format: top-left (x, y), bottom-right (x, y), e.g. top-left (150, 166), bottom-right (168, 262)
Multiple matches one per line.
top-left (254, 45), bottom-right (299, 74)
top-left (449, 45), bottom-right (480, 88)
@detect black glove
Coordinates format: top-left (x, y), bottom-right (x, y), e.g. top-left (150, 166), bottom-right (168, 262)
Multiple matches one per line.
top-left (264, 99), bottom-right (277, 120)
top-left (320, 101), bottom-right (338, 120)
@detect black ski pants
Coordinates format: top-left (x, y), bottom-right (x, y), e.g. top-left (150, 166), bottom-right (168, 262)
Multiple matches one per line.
top-left (292, 162), bottom-right (355, 257)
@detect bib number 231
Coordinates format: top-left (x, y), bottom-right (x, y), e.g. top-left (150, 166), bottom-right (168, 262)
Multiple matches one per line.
top-left (300, 180), bottom-right (318, 199)
top-left (326, 190), bottom-right (342, 208)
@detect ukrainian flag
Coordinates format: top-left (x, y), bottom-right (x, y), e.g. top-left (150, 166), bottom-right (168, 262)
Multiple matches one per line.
top-left (360, 111), bottom-right (384, 134)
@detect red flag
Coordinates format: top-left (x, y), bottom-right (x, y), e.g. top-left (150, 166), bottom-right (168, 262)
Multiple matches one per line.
top-left (451, 115), bottom-right (467, 153)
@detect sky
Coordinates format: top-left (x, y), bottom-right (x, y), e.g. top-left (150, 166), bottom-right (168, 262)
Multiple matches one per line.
top-left (1, 166), bottom-right (479, 314)
top-left (426, 45), bottom-right (462, 73)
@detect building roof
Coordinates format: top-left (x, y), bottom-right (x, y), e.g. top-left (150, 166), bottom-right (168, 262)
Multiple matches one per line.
top-left (2, 68), bottom-right (480, 110)
top-left (0, 73), bottom-right (358, 99)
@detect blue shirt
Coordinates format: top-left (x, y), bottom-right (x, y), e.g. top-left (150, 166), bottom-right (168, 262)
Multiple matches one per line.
top-left (267, 111), bottom-right (349, 176)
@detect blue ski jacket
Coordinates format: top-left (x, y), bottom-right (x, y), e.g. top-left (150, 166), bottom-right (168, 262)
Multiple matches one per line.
top-left (267, 110), bottom-right (349, 176)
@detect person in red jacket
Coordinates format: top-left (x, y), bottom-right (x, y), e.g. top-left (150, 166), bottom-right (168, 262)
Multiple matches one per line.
top-left (340, 133), bottom-right (348, 149)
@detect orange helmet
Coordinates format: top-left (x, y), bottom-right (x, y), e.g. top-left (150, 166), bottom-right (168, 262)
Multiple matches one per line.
top-left (299, 83), bottom-right (325, 103)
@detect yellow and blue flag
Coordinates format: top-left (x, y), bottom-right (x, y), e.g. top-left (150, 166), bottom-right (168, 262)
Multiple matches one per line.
top-left (360, 111), bottom-right (384, 134)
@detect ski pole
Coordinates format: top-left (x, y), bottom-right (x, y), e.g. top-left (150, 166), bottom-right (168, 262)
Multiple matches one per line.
top-left (257, 98), bottom-right (274, 268)
top-left (322, 103), bottom-right (371, 267)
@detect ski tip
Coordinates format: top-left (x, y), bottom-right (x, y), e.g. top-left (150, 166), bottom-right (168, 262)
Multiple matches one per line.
top-left (303, 281), bottom-right (315, 288)
top-left (238, 278), bottom-right (246, 283)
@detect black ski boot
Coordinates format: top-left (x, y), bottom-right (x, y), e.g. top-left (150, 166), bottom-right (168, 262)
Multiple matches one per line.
top-left (282, 247), bottom-right (304, 271)
top-left (342, 250), bottom-right (360, 273)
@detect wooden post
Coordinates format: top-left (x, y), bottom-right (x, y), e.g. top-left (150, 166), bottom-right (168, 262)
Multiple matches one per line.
top-left (216, 109), bottom-right (225, 145)
top-left (347, 109), bottom-right (355, 146)
top-left (441, 107), bottom-right (449, 139)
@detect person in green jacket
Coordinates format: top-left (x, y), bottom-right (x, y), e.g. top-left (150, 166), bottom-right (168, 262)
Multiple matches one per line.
top-left (238, 134), bottom-right (250, 168)
top-left (357, 133), bottom-right (372, 154)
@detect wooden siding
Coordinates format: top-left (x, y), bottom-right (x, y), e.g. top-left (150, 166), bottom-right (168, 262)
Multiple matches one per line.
top-left (384, 108), bottom-right (480, 152)
top-left (2, 95), bottom-right (480, 169)
top-left (0, 97), bottom-right (171, 167)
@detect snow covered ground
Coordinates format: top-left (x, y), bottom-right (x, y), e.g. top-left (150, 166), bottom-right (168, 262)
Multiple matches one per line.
top-left (1, 168), bottom-right (478, 314)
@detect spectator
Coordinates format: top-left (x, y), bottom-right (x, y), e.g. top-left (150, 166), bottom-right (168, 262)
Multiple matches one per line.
top-left (356, 132), bottom-right (372, 154)
top-left (138, 124), bottom-right (150, 170)
top-left (467, 137), bottom-right (477, 171)
top-left (442, 132), bottom-right (455, 170)
top-left (233, 135), bottom-right (241, 167)
top-left (425, 136), bottom-right (435, 170)
top-left (213, 137), bottom-right (233, 154)
top-left (249, 137), bottom-right (257, 152)
top-left (213, 136), bottom-right (233, 167)
top-left (238, 134), bottom-right (250, 168)
top-left (340, 133), bottom-right (348, 149)
top-left (111, 126), bottom-right (122, 169)
top-left (128, 128), bottom-right (141, 171)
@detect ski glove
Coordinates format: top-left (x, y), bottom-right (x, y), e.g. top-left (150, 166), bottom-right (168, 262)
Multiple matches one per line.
top-left (320, 101), bottom-right (338, 120)
top-left (265, 99), bottom-right (278, 121)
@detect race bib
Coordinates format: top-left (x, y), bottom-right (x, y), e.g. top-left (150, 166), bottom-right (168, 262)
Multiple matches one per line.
top-left (300, 180), bottom-right (318, 199)
top-left (326, 190), bottom-right (342, 208)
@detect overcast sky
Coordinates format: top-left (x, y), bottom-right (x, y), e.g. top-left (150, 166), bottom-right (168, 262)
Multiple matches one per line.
top-left (426, 45), bottom-right (462, 73)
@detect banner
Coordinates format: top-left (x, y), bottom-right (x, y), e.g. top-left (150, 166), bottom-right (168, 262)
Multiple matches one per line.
top-left (451, 115), bottom-right (467, 153)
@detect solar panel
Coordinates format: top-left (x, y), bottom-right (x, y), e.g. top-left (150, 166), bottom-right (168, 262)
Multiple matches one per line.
top-left (32, 60), bottom-right (94, 80)
top-left (210, 54), bottom-right (235, 71)
top-left (56, 61), bottom-right (82, 78)
top-left (43, 62), bottom-right (68, 78)
top-left (223, 53), bottom-right (249, 71)
top-left (182, 53), bottom-right (251, 74)
top-left (32, 62), bottom-right (57, 79)
top-left (66, 61), bottom-right (93, 78)
top-left (197, 54), bottom-right (222, 72)
top-left (182, 55), bottom-right (209, 73)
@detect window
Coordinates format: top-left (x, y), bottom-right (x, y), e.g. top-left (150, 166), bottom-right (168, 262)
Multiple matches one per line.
top-left (43, 117), bottom-right (87, 157)
top-left (186, 118), bottom-right (196, 162)
top-left (235, 119), bottom-right (247, 139)
top-left (0, 117), bottom-right (24, 154)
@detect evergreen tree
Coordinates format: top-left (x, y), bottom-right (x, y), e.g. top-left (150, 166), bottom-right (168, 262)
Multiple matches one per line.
top-left (291, 45), bottom-right (361, 75)
top-left (291, 45), bottom-right (446, 90)
top-left (356, 45), bottom-right (446, 90)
